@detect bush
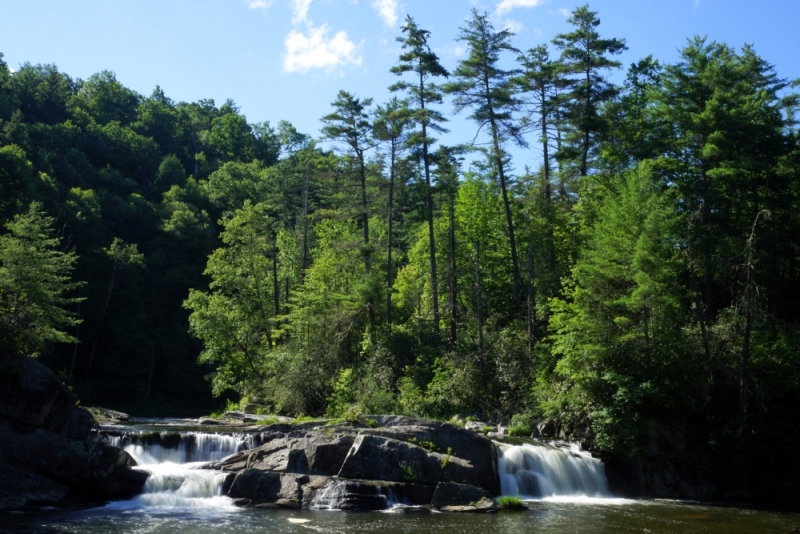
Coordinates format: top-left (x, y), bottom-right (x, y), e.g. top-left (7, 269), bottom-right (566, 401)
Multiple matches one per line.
top-left (507, 424), bottom-right (531, 437)
top-left (496, 496), bottom-right (527, 510)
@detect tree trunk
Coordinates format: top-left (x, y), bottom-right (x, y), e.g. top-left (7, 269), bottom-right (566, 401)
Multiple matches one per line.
top-left (475, 241), bottom-right (486, 386)
top-left (67, 302), bottom-right (81, 386)
top-left (387, 142), bottom-right (396, 326)
top-left (420, 79), bottom-right (440, 343)
top-left (527, 245), bottom-right (536, 362)
top-left (448, 192), bottom-right (457, 348)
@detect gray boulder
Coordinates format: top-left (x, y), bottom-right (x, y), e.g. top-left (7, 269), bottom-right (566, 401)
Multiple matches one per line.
top-left (440, 496), bottom-right (497, 513)
top-left (337, 434), bottom-right (475, 488)
top-left (361, 415), bottom-right (499, 494)
top-left (211, 431), bottom-right (354, 477)
top-left (431, 481), bottom-right (492, 507)
top-left (228, 469), bottom-right (308, 507)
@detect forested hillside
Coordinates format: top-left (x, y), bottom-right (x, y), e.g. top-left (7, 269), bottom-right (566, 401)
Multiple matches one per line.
top-left (2, 5), bottom-right (800, 460)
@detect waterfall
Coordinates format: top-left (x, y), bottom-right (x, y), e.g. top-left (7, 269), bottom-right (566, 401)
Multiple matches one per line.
top-left (496, 441), bottom-right (610, 499)
top-left (99, 431), bottom-right (266, 464)
top-left (100, 430), bottom-right (264, 511)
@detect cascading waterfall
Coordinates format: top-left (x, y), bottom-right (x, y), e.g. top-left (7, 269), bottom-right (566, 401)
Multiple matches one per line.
top-left (99, 431), bottom-right (264, 511)
top-left (496, 441), bottom-right (610, 499)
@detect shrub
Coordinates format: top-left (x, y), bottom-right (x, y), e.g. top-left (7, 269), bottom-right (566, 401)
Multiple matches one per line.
top-left (496, 496), bottom-right (527, 510)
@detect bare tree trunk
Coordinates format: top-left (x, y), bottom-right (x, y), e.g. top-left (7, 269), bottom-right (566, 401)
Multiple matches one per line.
top-left (300, 163), bottom-right (310, 282)
top-left (273, 241), bottom-right (280, 317)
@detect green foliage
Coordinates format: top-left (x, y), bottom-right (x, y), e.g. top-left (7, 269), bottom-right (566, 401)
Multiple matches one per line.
top-left (400, 463), bottom-right (417, 482)
top-left (0, 203), bottom-right (83, 356)
top-left (496, 496), bottom-right (527, 510)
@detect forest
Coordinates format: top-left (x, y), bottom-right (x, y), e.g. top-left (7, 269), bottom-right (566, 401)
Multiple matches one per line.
top-left (1, 5), bottom-right (800, 460)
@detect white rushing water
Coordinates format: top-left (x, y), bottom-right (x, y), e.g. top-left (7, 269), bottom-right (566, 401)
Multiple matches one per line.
top-left (496, 441), bottom-right (611, 501)
top-left (101, 431), bottom-right (257, 512)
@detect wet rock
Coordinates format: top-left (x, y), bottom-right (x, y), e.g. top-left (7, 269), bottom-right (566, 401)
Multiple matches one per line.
top-left (431, 482), bottom-right (491, 507)
top-left (227, 469), bottom-right (308, 506)
top-left (465, 421), bottom-right (491, 433)
top-left (197, 417), bottom-right (225, 425)
top-left (301, 477), bottom-right (435, 511)
top-left (535, 422), bottom-right (556, 439)
top-left (439, 496), bottom-right (497, 513)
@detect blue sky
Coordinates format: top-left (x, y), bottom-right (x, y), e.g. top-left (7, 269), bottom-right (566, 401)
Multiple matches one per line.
top-left (1, 0), bottom-right (798, 170)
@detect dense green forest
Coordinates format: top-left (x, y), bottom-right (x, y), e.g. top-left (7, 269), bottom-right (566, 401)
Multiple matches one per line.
top-left (2, 5), bottom-right (800, 457)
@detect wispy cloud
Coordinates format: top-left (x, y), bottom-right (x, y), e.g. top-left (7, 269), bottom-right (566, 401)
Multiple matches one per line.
top-left (372, 0), bottom-right (399, 28)
top-left (289, 0), bottom-right (313, 23)
top-left (558, 7), bottom-right (570, 16)
top-left (503, 18), bottom-right (523, 33)
top-left (246, 0), bottom-right (271, 8)
top-left (694, 0), bottom-right (701, 8)
top-left (283, 24), bottom-right (362, 73)
top-left (496, 0), bottom-right (549, 15)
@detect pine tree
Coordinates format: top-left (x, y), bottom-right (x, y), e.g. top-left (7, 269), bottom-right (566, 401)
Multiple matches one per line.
top-left (390, 16), bottom-right (449, 343)
top-left (444, 9), bottom-right (525, 301)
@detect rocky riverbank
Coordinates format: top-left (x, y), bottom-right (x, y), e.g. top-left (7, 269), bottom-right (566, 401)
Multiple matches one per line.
top-left (0, 354), bottom-right (147, 510)
top-left (196, 415), bottom-right (500, 512)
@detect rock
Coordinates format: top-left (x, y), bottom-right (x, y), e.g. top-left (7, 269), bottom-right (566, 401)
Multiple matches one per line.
top-left (227, 469), bottom-right (308, 507)
top-left (440, 496), bottom-right (497, 513)
top-left (359, 416), bottom-right (500, 494)
top-left (0, 354), bottom-right (94, 440)
top-left (535, 422), bottom-right (556, 439)
top-left (198, 417), bottom-right (224, 425)
top-left (88, 407), bottom-right (129, 424)
top-left (243, 403), bottom-right (261, 414)
top-left (301, 477), bottom-right (435, 511)
top-left (431, 482), bottom-right (491, 507)
top-left (246, 432), bottom-right (354, 476)
top-left (0, 425), bottom-right (147, 499)
top-left (337, 434), bottom-right (474, 488)
top-left (465, 421), bottom-right (491, 433)
top-left (224, 411), bottom-right (246, 420)
top-left (0, 462), bottom-right (69, 509)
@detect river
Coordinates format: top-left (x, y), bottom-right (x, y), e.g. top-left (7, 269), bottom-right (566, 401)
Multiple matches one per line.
top-left (2, 418), bottom-right (798, 533)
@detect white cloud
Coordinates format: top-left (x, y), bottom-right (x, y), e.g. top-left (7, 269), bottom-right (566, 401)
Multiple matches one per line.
top-left (283, 24), bottom-right (362, 73)
top-left (289, 0), bottom-right (314, 23)
top-left (558, 7), bottom-right (570, 17)
top-left (246, 0), bottom-right (271, 8)
top-left (496, 0), bottom-right (548, 15)
top-left (372, 0), bottom-right (399, 27)
top-left (504, 18), bottom-right (523, 33)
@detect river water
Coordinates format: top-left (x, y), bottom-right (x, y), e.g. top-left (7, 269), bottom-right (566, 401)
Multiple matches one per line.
top-left (2, 418), bottom-right (798, 533)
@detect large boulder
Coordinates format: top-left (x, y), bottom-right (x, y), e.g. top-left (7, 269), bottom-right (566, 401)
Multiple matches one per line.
top-left (0, 354), bottom-right (94, 440)
top-left (337, 434), bottom-right (475, 488)
top-left (213, 431), bottom-right (354, 477)
top-left (228, 469), bottom-right (309, 508)
top-left (0, 462), bottom-right (69, 510)
top-left (361, 415), bottom-right (500, 494)
top-left (0, 424), bottom-right (147, 499)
